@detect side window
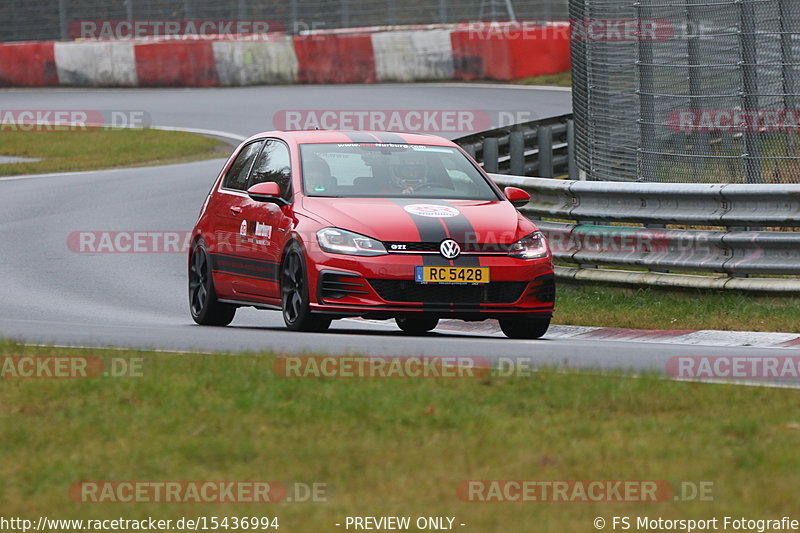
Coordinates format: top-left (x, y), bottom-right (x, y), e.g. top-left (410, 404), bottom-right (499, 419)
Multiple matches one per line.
top-left (250, 140), bottom-right (292, 200)
top-left (223, 141), bottom-right (264, 191)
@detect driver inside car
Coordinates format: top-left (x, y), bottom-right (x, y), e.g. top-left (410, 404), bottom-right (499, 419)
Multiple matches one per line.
top-left (390, 151), bottom-right (429, 194)
top-left (304, 157), bottom-right (337, 194)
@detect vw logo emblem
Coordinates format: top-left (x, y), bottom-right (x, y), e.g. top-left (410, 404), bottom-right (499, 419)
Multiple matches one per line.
top-left (439, 239), bottom-right (461, 259)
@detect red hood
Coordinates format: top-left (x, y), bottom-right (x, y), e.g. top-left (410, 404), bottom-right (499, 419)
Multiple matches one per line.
top-left (300, 197), bottom-right (536, 243)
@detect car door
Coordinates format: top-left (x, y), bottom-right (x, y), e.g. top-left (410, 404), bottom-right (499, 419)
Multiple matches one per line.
top-left (234, 139), bottom-right (294, 300)
top-left (206, 139), bottom-right (264, 299)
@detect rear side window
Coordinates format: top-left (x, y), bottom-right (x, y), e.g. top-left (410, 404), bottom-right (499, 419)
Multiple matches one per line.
top-left (223, 141), bottom-right (264, 191)
top-left (249, 140), bottom-right (292, 201)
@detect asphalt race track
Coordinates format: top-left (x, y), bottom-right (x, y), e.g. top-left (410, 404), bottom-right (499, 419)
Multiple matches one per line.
top-left (0, 84), bottom-right (788, 373)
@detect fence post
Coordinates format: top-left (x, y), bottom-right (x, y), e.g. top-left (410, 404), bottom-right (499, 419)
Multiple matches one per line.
top-left (636, 1), bottom-right (656, 182)
top-left (290, 0), bottom-right (299, 34)
top-left (509, 131), bottom-right (525, 176)
top-left (126, 0), bottom-right (134, 21)
top-left (341, 0), bottom-right (351, 27)
top-left (58, 0), bottom-right (68, 40)
top-left (388, 0), bottom-right (397, 26)
top-left (184, 0), bottom-right (193, 19)
top-left (238, 0), bottom-right (247, 20)
top-left (738, 0), bottom-right (763, 184)
top-left (483, 138), bottom-right (499, 174)
top-left (439, 0), bottom-right (448, 24)
top-left (537, 125), bottom-right (554, 178)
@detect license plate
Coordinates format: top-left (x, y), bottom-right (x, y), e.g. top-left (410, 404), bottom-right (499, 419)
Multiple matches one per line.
top-left (415, 266), bottom-right (490, 285)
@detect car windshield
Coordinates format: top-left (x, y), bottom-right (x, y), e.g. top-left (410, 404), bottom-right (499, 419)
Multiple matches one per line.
top-left (300, 142), bottom-right (501, 200)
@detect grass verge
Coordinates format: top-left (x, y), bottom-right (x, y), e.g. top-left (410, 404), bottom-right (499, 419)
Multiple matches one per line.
top-left (0, 128), bottom-right (229, 177)
top-left (513, 71), bottom-right (572, 87)
top-left (555, 282), bottom-right (800, 333)
top-left (2, 341), bottom-right (799, 531)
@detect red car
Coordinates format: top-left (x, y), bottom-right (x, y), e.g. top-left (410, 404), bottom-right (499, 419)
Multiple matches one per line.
top-left (189, 130), bottom-right (555, 339)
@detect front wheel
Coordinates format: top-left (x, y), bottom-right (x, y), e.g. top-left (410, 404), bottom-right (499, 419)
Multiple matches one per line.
top-left (281, 243), bottom-right (332, 332)
top-left (499, 316), bottom-right (550, 339)
top-left (189, 240), bottom-right (236, 326)
top-left (395, 317), bottom-right (439, 335)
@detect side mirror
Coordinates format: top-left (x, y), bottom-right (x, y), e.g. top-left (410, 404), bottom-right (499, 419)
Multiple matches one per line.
top-left (247, 182), bottom-right (286, 205)
top-left (504, 186), bottom-right (531, 208)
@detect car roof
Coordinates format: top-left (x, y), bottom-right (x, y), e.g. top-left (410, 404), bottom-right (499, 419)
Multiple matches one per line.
top-left (245, 130), bottom-right (457, 147)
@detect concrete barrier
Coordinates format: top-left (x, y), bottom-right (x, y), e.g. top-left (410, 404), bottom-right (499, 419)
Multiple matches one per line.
top-left (0, 42), bottom-right (58, 86)
top-left (54, 41), bottom-right (137, 87)
top-left (212, 37), bottom-right (298, 86)
top-left (372, 30), bottom-right (454, 82)
top-left (0, 23), bottom-right (571, 87)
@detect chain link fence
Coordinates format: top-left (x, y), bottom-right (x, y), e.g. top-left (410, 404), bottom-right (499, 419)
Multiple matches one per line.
top-left (571, 0), bottom-right (800, 184)
top-left (0, 0), bottom-right (568, 42)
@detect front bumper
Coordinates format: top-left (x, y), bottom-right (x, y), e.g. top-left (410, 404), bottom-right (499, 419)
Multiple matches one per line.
top-left (305, 250), bottom-right (555, 319)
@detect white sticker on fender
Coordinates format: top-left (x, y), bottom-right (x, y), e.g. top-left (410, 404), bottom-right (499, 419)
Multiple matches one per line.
top-left (255, 222), bottom-right (273, 239)
top-left (403, 204), bottom-right (461, 218)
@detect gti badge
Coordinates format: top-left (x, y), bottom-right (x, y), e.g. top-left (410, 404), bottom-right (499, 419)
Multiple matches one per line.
top-left (439, 239), bottom-right (461, 259)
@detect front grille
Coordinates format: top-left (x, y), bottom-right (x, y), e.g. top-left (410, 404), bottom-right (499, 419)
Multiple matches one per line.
top-left (384, 241), bottom-right (513, 254)
top-left (319, 272), bottom-right (369, 300)
top-left (368, 280), bottom-right (527, 304)
top-left (384, 242), bottom-right (439, 253)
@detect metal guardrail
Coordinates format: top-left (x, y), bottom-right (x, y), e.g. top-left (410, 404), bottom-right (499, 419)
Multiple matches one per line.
top-left (455, 113), bottom-right (576, 179)
top-left (489, 173), bottom-right (800, 292)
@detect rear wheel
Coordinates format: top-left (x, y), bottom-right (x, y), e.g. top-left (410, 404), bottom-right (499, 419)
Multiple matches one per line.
top-left (395, 317), bottom-right (439, 335)
top-left (281, 243), bottom-right (332, 332)
top-left (499, 316), bottom-right (550, 339)
top-left (189, 240), bottom-right (236, 326)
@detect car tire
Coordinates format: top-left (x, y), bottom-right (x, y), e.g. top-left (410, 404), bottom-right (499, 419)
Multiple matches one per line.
top-left (499, 316), bottom-right (550, 339)
top-left (281, 243), bottom-right (332, 332)
top-left (189, 240), bottom-right (236, 326)
top-left (395, 317), bottom-right (439, 335)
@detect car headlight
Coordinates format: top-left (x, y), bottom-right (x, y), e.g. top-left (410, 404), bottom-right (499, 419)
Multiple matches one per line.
top-left (508, 231), bottom-right (549, 259)
top-left (317, 228), bottom-right (388, 257)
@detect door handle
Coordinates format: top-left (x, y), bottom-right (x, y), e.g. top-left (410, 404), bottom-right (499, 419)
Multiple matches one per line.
top-left (230, 206), bottom-right (242, 215)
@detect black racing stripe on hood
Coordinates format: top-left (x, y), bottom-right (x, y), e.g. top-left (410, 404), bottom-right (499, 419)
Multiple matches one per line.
top-left (343, 131), bottom-right (380, 143)
top-left (391, 199), bottom-right (449, 267)
top-left (439, 204), bottom-right (480, 267)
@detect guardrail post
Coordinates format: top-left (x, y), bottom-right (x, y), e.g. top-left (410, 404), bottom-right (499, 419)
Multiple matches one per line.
top-left (567, 119), bottom-right (577, 180)
top-left (482, 138), bottom-right (499, 174)
top-left (537, 126), bottom-right (554, 178)
top-left (509, 131), bottom-right (525, 176)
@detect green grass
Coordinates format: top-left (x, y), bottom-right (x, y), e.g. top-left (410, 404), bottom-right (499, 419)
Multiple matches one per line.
top-left (555, 282), bottom-right (800, 332)
top-left (0, 128), bottom-right (229, 176)
top-left (513, 71), bottom-right (572, 87)
top-left (2, 341), bottom-right (800, 531)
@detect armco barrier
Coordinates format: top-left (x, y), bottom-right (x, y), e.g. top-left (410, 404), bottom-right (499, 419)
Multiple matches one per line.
top-left (0, 22), bottom-right (571, 87)
top-left (456, 114), bottom-right (575, 178)
top-left (487, 173), bottom-right (800, 291)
